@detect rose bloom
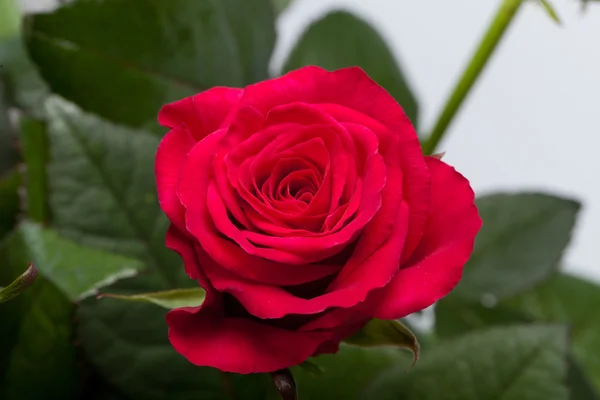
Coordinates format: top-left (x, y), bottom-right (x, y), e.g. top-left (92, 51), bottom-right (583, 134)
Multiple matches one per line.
top-left (155, 66), bottom-right (481, 374)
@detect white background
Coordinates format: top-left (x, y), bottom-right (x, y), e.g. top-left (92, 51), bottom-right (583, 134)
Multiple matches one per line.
top-left (21, 0), bottom-right (600, 281)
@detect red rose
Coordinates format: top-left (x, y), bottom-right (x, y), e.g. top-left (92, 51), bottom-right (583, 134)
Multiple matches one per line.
top-left (155, 66), bottom-right (481, 374)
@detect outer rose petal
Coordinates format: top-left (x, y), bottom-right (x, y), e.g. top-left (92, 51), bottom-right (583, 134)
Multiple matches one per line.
top-left (373, 157), bottom-right (482, 319)
top-left (166, 226), bottom-right (332, 373)
top-left (167, 303), bottom-right (331, 374)
top-left (158, 87), bottom-right (243, 140)
top-left (155, 127), bottom-right (196, 231)
top-left (165, 225), bottom-right (206, 284)
top-left (156, 87), bottom-right (242, 230)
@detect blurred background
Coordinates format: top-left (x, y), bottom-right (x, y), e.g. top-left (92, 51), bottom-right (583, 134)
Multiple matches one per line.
top-left (20, 0), bottom-right (600, 282)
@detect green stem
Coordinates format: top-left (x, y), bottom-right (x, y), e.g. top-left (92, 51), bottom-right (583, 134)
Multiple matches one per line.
top-left (0, 263), bottom-right (38, 304)
top-left (0, 0), bottom-right (21, 41)
top-left (422, 0), bottom-right (525, 155)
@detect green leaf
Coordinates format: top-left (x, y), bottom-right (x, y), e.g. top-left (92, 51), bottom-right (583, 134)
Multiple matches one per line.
top-left (277, 344), bottom-right (411, 400)
top-left (435, 294), bottom-right (531, 339)
top-left (537, 0), bottom-right (561, 24)
top-left (345, 319), bottom-right (419, 367)
top-left (77, 297), bottom-right (272, 400)
top-left (19, 116), bottom-right (49, 222)
top-left (363, 325), bottom-right (570, 400)
top-left (297, 359), bottom-right (323, 376)
top-left (0, 230), bottom-right (76, 399)
top-left (282, 10), bottom-right (419, 126)
top-left (44, 96), bottom-right (184, 288)
top-left (435, 273), bottom-right (600, 395)
top-left (99, 287), bottom-right (206, 310)
top-left (25, 0), bottom-right (276, 131)
top-left (506, 274), bottom-right (600, 392)
top-left (0, 275), bottom-right (78, 400)
top-left (42, 96), bottom-right (243, 399)
top-left (0, 263), bottom-right (37, 304)
top-left (454, 193), bottom-right (580, 301)
top-left (9, 221), bottom-right (143, 301)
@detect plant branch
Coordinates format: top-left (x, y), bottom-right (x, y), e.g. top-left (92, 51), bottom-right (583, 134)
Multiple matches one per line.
top-left (422, 0), bottom-right (525, 155)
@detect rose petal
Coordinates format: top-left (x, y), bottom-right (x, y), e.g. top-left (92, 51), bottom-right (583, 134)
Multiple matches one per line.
top-left (156, 87), bottom-right (243, 230)
top-left (166, 225), bottom-right (218, 289)
top-left (310, 318), bottom-right (370, 357)
top-left (321, 103), bottom-right (429, 263)
top-left (167, 302), bottom-right (330, 374)
top-left (155, 127), bottom-right (196, 231)
top-left (242, 153), bottom-right (385, 261)
top-left (202, 202), bottom-right (409, 319)
top-left (228, 126), bottom-right (334, 233)
top-left (220, 105), bottom-right (266, 148)
top-left (373, 157), bottom-right (482, 319)
top-left (265, 103), bottom-right (364, 215)
top-left (206, 181), bottom-right (313, 264)
top-left (239, 66), bottom-right (332, 115)
top-left (158, 87), bottom-right (242, 140)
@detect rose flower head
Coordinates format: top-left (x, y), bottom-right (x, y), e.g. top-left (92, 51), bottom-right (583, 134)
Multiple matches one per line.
top-left (155, 66), bottom-right (481, 374)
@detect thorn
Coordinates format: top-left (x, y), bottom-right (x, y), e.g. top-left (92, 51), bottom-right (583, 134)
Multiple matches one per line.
top-left (431, 151), bottom-right (446, 160)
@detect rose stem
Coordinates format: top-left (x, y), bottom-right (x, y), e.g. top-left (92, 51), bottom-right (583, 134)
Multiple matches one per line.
top-left (421, 0), bottom-right (525, 155)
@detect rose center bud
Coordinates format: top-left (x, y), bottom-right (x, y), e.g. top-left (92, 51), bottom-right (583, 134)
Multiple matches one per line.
top-left (210, 104), bottom-right (390, 267)
top-left (267, 158), bottom-right (321, 210)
